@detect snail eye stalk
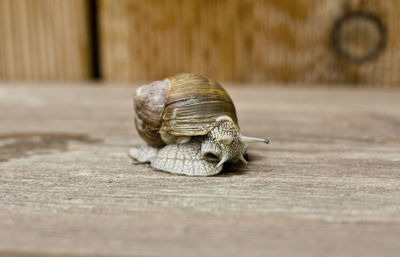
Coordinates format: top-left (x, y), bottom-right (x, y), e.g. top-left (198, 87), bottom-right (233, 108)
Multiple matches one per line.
top-left (240, 135), bottom-right (269, 144)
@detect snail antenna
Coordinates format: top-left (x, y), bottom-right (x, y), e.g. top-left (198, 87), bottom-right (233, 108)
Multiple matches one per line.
top-left (238, 154), bottom-right (247, 164)
top-left (216, 153), bottom-right (229, 168)
top-left (240, 135), bottom-right (269, 144)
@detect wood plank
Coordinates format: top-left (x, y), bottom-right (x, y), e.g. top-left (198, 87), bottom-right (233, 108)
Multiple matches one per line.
top-left (0, 0), bottom-right (91, 81)
top-left (0, 83), bottom-right (400, 256)
top-left (98, 0), bottom-right (400, 86)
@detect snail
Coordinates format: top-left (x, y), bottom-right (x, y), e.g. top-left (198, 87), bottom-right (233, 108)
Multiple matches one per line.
top-left (129, 73), bottom-right (268, 176)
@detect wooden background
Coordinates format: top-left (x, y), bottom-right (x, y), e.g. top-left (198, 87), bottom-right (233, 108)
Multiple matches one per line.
top-left (0, 0), bottom-right (399, 85)
top-left (0, 0), bottom-right (91, 80)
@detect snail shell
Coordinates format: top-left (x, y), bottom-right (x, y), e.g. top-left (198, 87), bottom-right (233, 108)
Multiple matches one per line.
top-left (134, 73), bottom-right (238, 147)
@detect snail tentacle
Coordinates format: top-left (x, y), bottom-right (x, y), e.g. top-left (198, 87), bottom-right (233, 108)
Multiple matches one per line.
top-left (240, 135), bottom-right (269, 144)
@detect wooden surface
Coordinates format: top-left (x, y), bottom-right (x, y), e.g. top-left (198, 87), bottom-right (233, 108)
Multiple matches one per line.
top-left (0, 0), bottom-right (91, 80)
top-left (0, 83), bottom-right (400, 256)
top-left (1, 0), bottom-right (400, 85)
top-left (99, 0), bottom-right (400, 85)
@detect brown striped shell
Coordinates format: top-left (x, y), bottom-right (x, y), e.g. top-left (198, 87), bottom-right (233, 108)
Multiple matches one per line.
top-left (134, 73), bottom-right (238, 147)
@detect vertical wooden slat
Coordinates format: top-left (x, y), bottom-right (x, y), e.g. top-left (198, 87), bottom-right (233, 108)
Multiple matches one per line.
top-left (97, 0), bottom-right (400, 86)
top-left (1, 1), bottom-right (16, 78)
top-left (0, 0), bottom-right (91, 81)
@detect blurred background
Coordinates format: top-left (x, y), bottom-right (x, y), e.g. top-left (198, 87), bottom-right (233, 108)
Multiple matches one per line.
top-left (0, 0), bottom-right (399, 86)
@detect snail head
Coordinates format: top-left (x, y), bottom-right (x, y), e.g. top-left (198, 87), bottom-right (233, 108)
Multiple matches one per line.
top-left (201, 116), bottom-right (268, 169)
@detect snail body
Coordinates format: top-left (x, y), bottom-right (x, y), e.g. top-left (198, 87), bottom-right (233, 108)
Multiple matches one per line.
top-left (130, 73), bottom-right (268, 176)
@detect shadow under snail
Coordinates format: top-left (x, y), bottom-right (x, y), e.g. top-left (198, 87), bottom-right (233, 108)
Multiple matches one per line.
top-left (129, 73), bottom-right (269, 176)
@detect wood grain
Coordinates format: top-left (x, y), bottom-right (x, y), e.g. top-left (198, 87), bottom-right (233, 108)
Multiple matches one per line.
top-left (0, 83), bottom-right (400, 256)
top-left (0, 0), bottom-right (91, 81)
top-left (98, 0), bottom-right (400, 86)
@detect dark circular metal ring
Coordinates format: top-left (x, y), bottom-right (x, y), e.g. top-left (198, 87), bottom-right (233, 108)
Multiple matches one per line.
top-left (331, 11), bottom-right (387, 64)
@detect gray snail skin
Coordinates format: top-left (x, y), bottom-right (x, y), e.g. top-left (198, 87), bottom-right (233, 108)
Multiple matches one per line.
top-left (129, 73), bottom-right (268, 176)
